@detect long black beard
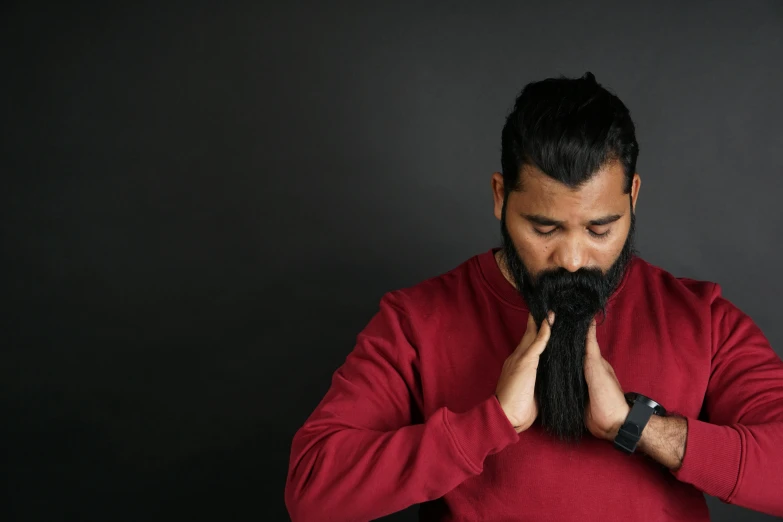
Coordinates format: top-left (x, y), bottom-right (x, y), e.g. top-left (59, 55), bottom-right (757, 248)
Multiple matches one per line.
top-left (500, 194), bottom-right (636, 444)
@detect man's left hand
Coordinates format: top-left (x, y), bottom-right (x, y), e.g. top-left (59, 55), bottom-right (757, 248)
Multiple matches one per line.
top-left (583, 318), bottom-right (630, 441)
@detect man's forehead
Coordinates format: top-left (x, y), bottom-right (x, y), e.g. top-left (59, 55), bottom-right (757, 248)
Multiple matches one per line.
top-left (512, 161), bottom-right (629, 219)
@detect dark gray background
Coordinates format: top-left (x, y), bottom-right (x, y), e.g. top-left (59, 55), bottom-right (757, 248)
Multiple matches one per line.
top-left (2, 1), bottom-right (782, 521)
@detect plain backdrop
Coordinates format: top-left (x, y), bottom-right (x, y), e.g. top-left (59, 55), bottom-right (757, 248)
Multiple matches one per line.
top-left (2, 1), bottom-right (782, 521)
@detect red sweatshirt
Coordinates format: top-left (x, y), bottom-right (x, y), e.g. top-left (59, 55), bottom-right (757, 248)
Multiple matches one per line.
top-left (285, 249), bottom-right (783, 521)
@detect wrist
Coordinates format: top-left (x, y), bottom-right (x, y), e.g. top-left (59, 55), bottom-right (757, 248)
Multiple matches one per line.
top-left (494, 394), bottom-right (525, 433)
top-left (611, 393), bottom-right (669, 455)
top-left (607, 404), bottom-right (631, 441)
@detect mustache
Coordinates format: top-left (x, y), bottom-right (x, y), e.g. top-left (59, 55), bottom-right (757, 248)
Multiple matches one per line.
top-left (524, 267), bottom-right (609, 325)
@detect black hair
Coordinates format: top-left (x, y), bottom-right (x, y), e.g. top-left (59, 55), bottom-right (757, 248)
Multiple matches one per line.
top-left (500, 72), bottom-right (639, 195)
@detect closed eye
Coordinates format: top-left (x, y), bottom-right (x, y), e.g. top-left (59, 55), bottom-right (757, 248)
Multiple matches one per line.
top-left (533, 227), bottom-right (613, 239)
top-left (533, 228), bottom-right (557, 237)
top-left (588, 228), bottom-right (612, 239)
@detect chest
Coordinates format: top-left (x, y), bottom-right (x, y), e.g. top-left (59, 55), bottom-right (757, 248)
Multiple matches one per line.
top-left (418, 303), bottom-right (711, 421)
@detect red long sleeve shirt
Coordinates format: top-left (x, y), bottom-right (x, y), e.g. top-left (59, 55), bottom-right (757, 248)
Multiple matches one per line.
top-left (285, 249), bottom-right (783, 521)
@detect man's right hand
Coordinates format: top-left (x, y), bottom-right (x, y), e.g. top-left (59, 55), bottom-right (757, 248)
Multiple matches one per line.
top-left (495, 311), bottom-right (555, 433)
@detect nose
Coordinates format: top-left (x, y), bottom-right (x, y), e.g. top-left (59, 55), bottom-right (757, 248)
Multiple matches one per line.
top-left (553, 237), bottom-right (588, 273)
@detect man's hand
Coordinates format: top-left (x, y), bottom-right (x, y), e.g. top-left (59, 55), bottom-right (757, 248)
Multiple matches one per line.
top-left (583, 318), bottom-right (630, 441)
top-left (496, 311), bottom-right (554, 433)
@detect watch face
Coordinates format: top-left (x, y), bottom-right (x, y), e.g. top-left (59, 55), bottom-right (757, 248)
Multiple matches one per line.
top-left (625, 392), bottom-right (667, 416)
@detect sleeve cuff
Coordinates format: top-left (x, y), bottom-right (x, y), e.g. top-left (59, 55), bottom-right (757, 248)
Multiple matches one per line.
top-left (442, 394), bottom-right (520, 474)
top-left (670, 417), bottom-right (742, 500)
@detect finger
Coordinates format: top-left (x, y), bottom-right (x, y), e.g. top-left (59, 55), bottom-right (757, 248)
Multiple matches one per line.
top-left (585, 318), bottom-right (600, 359)
top-left (518, 313), bottom-right (538, 345)
top-left (529, 311), bottom-right (554, 355)
top-left (525, 313), bottom-right (537, 334)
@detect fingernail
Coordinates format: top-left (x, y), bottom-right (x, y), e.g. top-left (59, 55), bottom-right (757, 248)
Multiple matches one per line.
top-left (547, 311), bottom-right (555, 325)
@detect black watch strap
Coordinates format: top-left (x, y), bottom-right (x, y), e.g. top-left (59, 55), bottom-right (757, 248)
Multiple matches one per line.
top-left (613, 402), bottom-right (654, 454)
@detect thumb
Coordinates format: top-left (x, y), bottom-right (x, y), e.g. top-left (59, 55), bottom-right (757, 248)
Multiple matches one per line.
top-left (585, 318), bottom-right (601, 360)
top-left (529, 311), bottom-right (554, 356)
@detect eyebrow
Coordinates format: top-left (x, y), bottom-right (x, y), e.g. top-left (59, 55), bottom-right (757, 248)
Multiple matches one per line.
top-left (522, 213), bottom-right (624, 227)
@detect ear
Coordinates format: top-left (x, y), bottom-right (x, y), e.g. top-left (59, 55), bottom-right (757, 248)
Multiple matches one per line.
top-left (492, 172), bottom-right (505, 221)
top-left (630, 173), bottom-right (641, 213)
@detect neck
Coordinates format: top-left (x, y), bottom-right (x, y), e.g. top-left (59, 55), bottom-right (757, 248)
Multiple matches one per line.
top-left (494, 249), bottom-right (518, 290)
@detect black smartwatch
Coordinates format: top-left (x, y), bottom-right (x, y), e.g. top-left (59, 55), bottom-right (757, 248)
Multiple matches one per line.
top-left (613, 392), bottom-right (667, 455)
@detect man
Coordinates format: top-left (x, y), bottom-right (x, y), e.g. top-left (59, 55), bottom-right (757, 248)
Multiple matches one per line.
top-left (284, 73), bottom-right (783, 521)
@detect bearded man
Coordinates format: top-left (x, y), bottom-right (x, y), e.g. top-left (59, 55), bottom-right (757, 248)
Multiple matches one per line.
top-left (286, 72), bottom-right (783, 522)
